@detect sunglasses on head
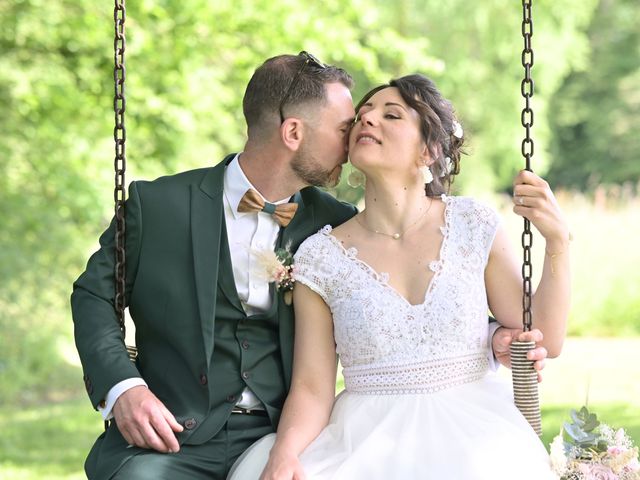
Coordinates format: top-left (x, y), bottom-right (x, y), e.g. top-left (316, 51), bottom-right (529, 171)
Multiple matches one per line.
top-left (279, 51), bottom-right (327, 124)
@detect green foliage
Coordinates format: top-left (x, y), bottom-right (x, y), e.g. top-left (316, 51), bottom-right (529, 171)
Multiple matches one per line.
top-left (562, 406), bottom-right (608, 454)
top-left (547, 0), bottom-right (640, 190)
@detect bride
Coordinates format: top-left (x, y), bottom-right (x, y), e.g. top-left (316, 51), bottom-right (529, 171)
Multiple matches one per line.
top-left (230, 74), bottom-right (570, 479)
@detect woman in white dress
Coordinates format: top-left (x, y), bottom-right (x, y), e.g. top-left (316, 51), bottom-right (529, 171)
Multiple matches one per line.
top-left (230, 74), bottom-right (570, 479)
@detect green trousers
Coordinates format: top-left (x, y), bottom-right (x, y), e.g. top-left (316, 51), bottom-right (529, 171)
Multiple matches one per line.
top-left (102, 415), bottom-right (272, 480)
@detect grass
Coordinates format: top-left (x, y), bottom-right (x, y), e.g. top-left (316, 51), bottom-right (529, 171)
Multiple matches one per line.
top-left (0, 397), bottom-right (97, 480)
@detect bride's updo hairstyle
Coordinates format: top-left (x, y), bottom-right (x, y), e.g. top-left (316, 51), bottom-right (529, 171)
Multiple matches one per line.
top-left (354, 74), bottom-right (465, 196)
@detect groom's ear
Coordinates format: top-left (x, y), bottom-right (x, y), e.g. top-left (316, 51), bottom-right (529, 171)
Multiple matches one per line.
top-left (280, 118), bottom-right (304, 152)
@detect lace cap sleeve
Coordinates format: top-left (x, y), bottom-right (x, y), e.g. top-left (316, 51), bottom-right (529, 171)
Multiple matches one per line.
top-left (449, 197), bottom-right (501, 265)
top-left (293, 226), bottom-right (335, 303)
top-left (472, 199), bottom-right (501, 264)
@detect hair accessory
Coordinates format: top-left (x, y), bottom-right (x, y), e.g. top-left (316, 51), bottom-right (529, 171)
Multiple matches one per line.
top-left (347, 168), bottom-right (365, 188)
top-left (452, 120), bottom-right (464, 139)
top-left (440, 157), bottom-right (454, 177)
top-left (419, 165), bottom-right (433, 184)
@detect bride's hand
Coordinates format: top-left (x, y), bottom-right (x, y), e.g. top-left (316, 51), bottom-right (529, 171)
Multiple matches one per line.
top-left (259, 449), bottom-right (307, 480)
top-left (512, 170), bottom-right (570, 249)
top-left (492, 327), bottom-right (547, 382)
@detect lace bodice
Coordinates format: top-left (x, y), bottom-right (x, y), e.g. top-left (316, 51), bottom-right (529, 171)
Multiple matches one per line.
top-left (294, 196), bottom-right (500, 394)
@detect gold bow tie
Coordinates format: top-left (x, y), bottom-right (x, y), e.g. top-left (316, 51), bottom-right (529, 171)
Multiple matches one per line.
top-left (237, 188), bottom-right (298, 227)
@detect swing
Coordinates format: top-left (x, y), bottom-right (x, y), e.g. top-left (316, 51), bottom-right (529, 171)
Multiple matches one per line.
top-left (108, 0), bottom-right (543, 435)
top-left (510, 0), bottom-right (543, 436)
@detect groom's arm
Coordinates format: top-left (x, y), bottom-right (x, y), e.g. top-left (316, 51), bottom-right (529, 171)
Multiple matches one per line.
top-left (71, 181), bottom-right (144, 409)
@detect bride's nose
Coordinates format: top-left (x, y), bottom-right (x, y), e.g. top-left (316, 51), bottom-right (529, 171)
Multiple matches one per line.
top-left (358, 110), bottom-right (376, 126)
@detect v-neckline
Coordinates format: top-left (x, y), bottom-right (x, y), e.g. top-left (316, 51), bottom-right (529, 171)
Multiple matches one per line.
top-left (323, 196), bottom-right (452, 308)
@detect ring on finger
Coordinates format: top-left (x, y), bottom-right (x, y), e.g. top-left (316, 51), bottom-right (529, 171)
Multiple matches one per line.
top-left (518, 196), bottom-right (524, 205)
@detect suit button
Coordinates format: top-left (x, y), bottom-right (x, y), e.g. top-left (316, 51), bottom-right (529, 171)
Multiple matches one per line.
top-left (226, 394), bottom-right (236, 403)
top-left (241, 340), bottom-right (250, 350)
top-left (199, 374), bottom-right (208, 385)
top-left (242, 371), bottom-right (250, 380)
top-left (184, 418), bottom-right (197, 430)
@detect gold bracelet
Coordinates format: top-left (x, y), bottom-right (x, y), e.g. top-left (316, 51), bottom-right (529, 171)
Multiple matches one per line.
top-left (545, 249), bottom-right (564, 258)
top-left (545, 249), bottom-right (564, 275)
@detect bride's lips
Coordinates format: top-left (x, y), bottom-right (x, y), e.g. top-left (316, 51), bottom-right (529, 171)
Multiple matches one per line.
top-left (355, 132), bottom-right (381, 145)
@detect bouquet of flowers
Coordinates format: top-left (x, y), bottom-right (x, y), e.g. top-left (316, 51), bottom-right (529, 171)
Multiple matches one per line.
top-left (550, 406), bottom-right (640, 479)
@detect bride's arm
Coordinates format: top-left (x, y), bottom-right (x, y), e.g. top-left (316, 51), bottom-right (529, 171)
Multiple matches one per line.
top-left (260, 283), bottom-right (338, 480)
top-left (485, 171), bottom-right (571, 358)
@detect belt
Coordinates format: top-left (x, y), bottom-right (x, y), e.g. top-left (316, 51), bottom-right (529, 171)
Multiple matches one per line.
top-left (231, 406), bottom-right (268, 417)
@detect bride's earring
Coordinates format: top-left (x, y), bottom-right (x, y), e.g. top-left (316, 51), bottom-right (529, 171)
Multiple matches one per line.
top-left (419, 165), bottom-right (433, 184)
top-left (347, 168), bottom-right (365, 188)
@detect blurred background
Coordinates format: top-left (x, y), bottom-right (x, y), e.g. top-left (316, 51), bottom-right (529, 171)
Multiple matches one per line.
top-left (1, 0), bottom-right (638, 478)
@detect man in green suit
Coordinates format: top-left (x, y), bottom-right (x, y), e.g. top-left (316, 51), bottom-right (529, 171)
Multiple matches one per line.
top-left (72, 52), bottom-right (548, 479)
top-left (72, 52), bottom-right (357, 479)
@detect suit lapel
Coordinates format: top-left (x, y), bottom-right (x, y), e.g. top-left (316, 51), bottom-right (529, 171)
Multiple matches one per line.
top-left (278, 190), bottom-right (315, 250)
top-left (191, 160), bottom-right (228, 367)
top-left (217, 219), bottom-right (246, 314)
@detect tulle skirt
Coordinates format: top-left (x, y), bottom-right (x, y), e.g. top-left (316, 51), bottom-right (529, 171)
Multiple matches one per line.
top-left (228, 372), bottom-right (555, 479)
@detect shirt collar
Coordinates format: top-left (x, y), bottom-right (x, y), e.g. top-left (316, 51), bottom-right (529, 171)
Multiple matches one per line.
top-left (224, 154), bottom-right (292, 219)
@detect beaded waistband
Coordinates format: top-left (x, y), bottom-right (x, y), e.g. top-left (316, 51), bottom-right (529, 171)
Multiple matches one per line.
top-left (343, 353), bottom-right (489, 395)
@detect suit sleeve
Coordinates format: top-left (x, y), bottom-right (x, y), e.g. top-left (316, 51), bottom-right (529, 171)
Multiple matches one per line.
top-left (71, 181), bottom-right (144, 409)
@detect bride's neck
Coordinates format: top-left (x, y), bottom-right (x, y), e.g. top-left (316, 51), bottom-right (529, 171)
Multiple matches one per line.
top-left (362, 179), bottom-right (429, 231)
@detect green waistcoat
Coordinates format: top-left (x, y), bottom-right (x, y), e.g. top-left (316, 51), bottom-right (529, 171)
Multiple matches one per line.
top-left (186, 220), bottom-right (286, 444)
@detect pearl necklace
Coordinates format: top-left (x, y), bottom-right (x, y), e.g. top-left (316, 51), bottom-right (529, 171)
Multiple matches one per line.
top-left (356, 198), bottom-right (433, 240)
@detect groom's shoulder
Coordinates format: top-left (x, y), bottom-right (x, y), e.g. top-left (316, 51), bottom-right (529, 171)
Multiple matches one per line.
top-left (301, 186), bottom-right (357, 224)
top-left (131, 160), bottom-right (228, 203)
top-left (136, 166), bottom-right (216, 191)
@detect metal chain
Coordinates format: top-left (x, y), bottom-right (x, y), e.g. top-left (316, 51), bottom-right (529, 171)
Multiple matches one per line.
top-left (114, 0), bottom-right (127, 341)
top-left (520, 0), bottom-right (534, 331)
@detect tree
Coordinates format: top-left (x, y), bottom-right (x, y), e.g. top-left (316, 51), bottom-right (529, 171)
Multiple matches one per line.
top-left (547, 0), bottom-right (640, 190)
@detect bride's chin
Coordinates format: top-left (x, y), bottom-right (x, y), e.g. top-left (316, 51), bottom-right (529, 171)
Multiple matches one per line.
top-left (348, 152), bottom-right (368, 170)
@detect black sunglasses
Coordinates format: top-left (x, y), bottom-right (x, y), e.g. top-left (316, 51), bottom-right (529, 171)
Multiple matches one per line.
top-left (279, 51), bottom-right (327, 124)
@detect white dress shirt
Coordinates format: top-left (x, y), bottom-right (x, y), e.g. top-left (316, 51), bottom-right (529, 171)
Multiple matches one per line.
top-left (99, 154), bottom-right (289, 419)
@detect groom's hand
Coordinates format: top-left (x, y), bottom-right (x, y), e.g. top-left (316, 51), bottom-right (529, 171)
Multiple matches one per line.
top-left (492, 327), bottom-right (547, 382)
top-left (113, 385), bottom-right (184, 453)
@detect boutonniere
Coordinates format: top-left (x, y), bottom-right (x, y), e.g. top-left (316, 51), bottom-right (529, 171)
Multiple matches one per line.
top-left (252, 244), bottom-right (296, 305)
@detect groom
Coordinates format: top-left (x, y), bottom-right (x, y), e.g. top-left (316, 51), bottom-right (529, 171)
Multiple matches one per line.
top-left (71, 52), bottom-right (547, 479)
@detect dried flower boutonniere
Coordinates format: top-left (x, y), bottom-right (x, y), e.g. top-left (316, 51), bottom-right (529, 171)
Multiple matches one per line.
top-left (252, 245), bottom-right (296, 305)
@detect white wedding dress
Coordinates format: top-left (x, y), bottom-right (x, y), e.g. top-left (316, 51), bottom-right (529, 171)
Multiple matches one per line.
top-left (229, 196), bottom-right (555, 480)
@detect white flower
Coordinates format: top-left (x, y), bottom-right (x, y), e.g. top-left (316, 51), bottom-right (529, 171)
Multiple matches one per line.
top-left (441, 156), bottom-right (454, 177)
top-left (251, 248), bottom-right (283, 282)
top-left (549, 434), bottom-right (568, 476)
top-left (452, 120), bottom-right (464, 139)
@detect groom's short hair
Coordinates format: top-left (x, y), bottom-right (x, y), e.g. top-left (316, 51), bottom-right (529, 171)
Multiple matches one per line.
top-left (243, 53), bottom-right (353, 137)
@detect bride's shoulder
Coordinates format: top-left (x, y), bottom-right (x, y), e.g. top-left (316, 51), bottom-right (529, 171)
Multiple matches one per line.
top-left (444, 195), bottom-right (501, 234)
top-left (444, 194), bottom-right (499, 217)
top-left (296, 225), bottom-right (337, 255)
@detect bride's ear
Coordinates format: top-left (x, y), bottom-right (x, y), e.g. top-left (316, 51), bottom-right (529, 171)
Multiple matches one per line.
top-left (418, 142), bottom-right (435, 168)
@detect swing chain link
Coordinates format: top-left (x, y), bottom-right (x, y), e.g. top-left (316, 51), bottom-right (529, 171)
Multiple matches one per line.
top-left (521, 0), bottom-right (534, 331)
top-left (114, 0), bottom-right (127, 342)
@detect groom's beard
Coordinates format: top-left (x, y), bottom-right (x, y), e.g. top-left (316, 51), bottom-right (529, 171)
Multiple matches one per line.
top-left (291, 143), bottom-right (343, 189)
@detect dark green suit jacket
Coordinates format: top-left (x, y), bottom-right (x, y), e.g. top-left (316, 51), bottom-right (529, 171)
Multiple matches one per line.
top-left (71, 155), bottom-right (357, 474)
